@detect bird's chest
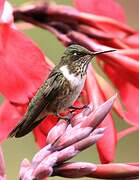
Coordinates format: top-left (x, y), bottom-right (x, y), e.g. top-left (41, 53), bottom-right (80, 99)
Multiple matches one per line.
top-left (68, 73), bottom-right (85, 96)
top-left (60, 65), bottom-right (85, 105)
top-left (68, 77), bottom-right (85, 105)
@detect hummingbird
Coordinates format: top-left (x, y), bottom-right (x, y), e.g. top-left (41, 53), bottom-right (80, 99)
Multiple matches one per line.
top-left (9, 44), bottom-right (115, 138)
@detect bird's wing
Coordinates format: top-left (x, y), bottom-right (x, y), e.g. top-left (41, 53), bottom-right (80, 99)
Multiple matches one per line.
top-left (9, 70), bottom-right (63, 138)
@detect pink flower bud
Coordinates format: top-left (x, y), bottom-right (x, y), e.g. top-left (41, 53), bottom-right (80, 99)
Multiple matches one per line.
top-left (54, 162), bottom-right (96, 178)
top-left (47, 120), bottom-right (68, 145)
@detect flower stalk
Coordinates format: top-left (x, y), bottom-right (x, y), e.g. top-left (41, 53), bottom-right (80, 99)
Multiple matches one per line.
top-left (19, 95), bottom-right (116, 179)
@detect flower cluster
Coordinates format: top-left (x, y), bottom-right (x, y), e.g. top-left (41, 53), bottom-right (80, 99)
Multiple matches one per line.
top-left (19, 95), bottom-right (114, 179)
top-left (18, 95), bottom-right (139, 180)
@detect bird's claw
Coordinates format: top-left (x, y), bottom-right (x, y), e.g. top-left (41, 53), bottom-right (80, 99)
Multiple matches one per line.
top-left (82, 104), bottom-right (89, 109)
top-left (69, 104), bottom-right (89, 113)
top-left (56, 112), bottom-right (73, 123)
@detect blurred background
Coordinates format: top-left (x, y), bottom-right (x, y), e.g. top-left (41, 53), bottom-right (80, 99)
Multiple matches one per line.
top-left (1, 0), bottom-right (139, 179)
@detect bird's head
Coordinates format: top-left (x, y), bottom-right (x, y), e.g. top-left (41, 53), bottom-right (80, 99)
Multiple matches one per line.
top-left (58, 44), bottom-right (116, 76)
top-left (61, 44), bottom-right (115, 65)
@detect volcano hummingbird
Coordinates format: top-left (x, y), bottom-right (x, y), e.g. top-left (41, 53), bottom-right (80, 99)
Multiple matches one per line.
top-left (9, 44), bottom-right (115, 138)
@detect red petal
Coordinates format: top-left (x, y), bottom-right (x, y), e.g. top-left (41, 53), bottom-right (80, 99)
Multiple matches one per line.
top-left (0, 100), bottom-right (22, 142)
top-left (96, 114), bottom-right (117, 163)
top-left (33, 115), bottom-right (58, 148)
top-left (118, 126), bottom-right (139, 140)
top-left (39, 115), bottom-right (58, 136)
top-left (0, 24), bottom-right (52, 104)
top-left (101, 53), bottom-right (139, 75)
top-left (85, 65), bottom-right (101, 107)
top-left (85, 66), bottom-right (117, 163)
top-left (104, 65), bottom-right (139, 126)
top-left (95, 72), bottom-right (125, 119)
top-left (33, 127), bottom-right (47, 148)
top-left (74, 0), bottom-right (126, 23)
top-left (47, 5), bottom-right (134, 40)
top-left (91, 163), bottom-right (139, 179)
top-left (118, 49), bottom-right (139, 60)
top-left (99, 38), bottom-right (130, 49)
top-left (124, 32), bottom-right (139, 48)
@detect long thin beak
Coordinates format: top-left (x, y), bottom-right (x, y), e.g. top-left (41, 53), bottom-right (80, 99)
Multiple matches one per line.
top-left (92, 49), bottom-right (116, 55)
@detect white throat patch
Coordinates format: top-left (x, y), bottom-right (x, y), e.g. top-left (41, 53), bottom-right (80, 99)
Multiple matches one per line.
top-left (60, 65), bottom-right (84, 87)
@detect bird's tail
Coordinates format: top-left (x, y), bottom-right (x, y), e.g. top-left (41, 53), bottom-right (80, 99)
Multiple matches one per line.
top-left (8, 119), bottom-right (25, 138)
top-left (8, 117), bottom-right (46, 138)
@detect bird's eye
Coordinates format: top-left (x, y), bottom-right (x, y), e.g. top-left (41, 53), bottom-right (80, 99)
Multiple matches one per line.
top-left (73, 52), bottom-right (77, 56)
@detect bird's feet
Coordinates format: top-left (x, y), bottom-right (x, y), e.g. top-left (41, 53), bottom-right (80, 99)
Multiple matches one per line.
top-left (55, 105), bottom-right (89, 122)
top-left (56, 112), bottom-right (73, 123)
top-left (69, 104), bottom-right (89, 113)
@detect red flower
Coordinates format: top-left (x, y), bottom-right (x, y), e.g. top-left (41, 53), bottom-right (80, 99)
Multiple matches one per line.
top-left (0, 2), bottom-right (84, 147)
top-left (73, 0), bottom-right (139, 162)
top-left (74, 0), bottom-right (126, 23)
top-left (73, 0), bottom-right (139, 126)
top-left (0, 2), bottom-right (56, 143)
